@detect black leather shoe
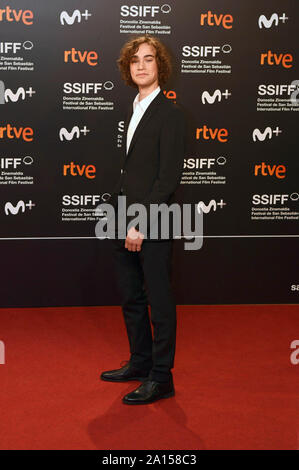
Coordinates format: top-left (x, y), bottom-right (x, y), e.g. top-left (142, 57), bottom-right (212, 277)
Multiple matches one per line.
top-left (122, 378), bottom-right (175, 404)
top-left (100, 361), bottom-right (150, 382)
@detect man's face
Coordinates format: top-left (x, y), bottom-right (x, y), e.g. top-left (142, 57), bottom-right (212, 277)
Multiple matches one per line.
top-left (129, 42), bottom-right (159, 89)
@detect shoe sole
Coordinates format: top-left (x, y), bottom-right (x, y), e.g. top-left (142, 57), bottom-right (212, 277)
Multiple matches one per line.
top-left (122, 390), bottom-right (175, 405)
top-left (100, 375), bottom-right (148, 382)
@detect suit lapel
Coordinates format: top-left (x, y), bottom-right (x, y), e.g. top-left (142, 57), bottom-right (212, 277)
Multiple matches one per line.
top-left (124, 90), bottom-right (165, 160)
top-left (123, 106), bottom-right (133, 136)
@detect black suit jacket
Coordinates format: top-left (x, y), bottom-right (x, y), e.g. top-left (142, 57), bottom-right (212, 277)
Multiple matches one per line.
top-left (109, 89), bottom-right (187, 240)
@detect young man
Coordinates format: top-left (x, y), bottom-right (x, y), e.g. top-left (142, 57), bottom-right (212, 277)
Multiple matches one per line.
top-left (100, 35), bottom-right (186, 405)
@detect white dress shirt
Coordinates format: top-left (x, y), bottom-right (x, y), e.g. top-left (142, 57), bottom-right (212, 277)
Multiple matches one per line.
top-left (126, 86), bottom-right (161, 154)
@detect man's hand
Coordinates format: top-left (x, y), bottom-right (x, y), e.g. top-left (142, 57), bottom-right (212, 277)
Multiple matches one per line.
top-left (125, 226), bottom-right (144, 252)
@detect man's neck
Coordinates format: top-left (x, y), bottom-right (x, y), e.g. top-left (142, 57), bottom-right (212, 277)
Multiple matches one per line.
top-left (138, 83), bottom-right (159, 102)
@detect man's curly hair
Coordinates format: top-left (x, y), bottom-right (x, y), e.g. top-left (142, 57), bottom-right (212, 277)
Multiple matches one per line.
top-left (117, 35), bottom-right (172, 89)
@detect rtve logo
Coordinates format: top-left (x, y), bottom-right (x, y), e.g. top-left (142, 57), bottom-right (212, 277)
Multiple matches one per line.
top-left (254, 162), bottom-right (286, 179)
top-left (60, 9), bottom-right (92, 25)
top-left (0, 5), bottom-right (33, 25)
top-left (252, 126), bottom-right (282, 142)
top-left (258, 13), bottom-right (288, 29)
top-left (252, 193), bottom-right (299, 205)
top-left (0, 156), bottom-right (33, 169)
top-left (63, 162), bottom-right (96, 179)
top-left (197, 199), bottom-right (226, 214)
top-left (260, 51), bottom-right (293, 68)
top-left (64, 48), bottom-right (98, 66)
top-left (120, 4), bottom-right (171, 17)
top-left (59, 125), bottom-right (90, 141)
top-left (0, 123), bottom-right (33, 141)
top-left (196, 125), bottom-right (228, 142)
top-left (184, 156), bottom-right (227, 169)
top-left (182, 44), bottom-right (232, 57)
top-left (4, 199), bottom-right (35, 215)
top-left (200, 11), bottom-right (233, 29)
top-left (201, 89), bottom-right (231, 104)
top-left (0, 80), bottom-right (35, 104)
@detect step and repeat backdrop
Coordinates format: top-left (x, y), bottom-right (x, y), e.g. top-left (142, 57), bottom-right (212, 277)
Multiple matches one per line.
top-left (1, 0), bottom-right (298, 306)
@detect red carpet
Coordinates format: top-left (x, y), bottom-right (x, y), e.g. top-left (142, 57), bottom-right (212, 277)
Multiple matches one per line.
top-left (0, 304), bottom-right (298, 450)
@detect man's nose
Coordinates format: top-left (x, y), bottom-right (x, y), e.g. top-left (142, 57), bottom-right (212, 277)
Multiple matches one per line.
top-left (137, 60), bottom-right (145, 69)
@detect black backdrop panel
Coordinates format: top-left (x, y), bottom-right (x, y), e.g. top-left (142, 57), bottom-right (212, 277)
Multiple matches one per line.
top-left (0, 1), bottom-right (298, 306)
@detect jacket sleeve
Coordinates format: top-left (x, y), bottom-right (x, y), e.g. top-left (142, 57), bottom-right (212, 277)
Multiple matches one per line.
top-left (127, 105), bottom-right (187, 235)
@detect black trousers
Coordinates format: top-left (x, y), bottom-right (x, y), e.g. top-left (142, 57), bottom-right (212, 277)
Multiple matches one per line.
top-left (110, 236), bottom-right (177, 383)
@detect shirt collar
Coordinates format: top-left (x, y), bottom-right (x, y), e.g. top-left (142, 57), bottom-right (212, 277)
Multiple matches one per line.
top-left (133, 86), bottom-right (161, 113)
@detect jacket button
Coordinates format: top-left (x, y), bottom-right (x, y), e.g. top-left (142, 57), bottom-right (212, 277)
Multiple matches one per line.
top-left (120, 168), bottom-right (124, 174)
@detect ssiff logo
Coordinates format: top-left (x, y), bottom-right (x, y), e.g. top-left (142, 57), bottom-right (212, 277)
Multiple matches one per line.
top-left (258, 84), bottom-right (299, 97)
top-left (0, 5), bottom-right (33, 24)
top-left (0, 340), bottom-right (4, 364)
top-left (184, 156), bottom-right (227, 169)
top-left (1, 156), bottom-right (33, 169)
top-left (182, 44), bottom-right (232, 57)
top-left (252, 193), bottom-right (299, 205)
top-left (0, 41), bottom-right (33, 54)
top-left (120, 5), bottom-right (171, 17)
top-left (63, 82), bottom-right (114, 94)
top-left (0, 80), bottom-right (36, 104)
